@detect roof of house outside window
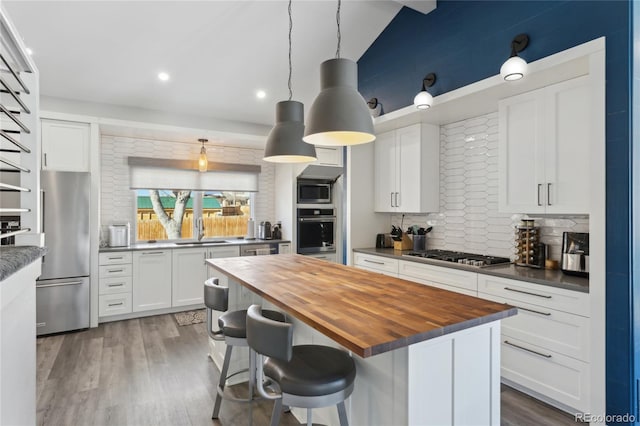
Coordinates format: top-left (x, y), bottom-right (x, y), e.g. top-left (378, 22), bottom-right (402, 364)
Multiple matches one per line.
top-left (137, 196), bottom-right (222, 210)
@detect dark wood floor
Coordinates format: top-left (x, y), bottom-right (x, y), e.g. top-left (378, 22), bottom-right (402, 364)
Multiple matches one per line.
top-left (36, 313), bottom-right (578, 426)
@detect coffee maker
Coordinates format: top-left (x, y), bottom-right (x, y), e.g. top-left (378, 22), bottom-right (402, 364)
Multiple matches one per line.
top-left (561, 232), bottom-right (589, 277)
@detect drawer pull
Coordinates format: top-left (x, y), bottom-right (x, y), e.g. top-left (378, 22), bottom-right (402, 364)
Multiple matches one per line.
top-left (364, 259), bottom-right (385, 265)
top-left (108, 302), bottom-right (124, 307)
top-left (142, 251), bottom-right (164, 255)
top-left (504, 340), bottom-right (552, 358)
top-left (107, 283), bottom-right (124, 287)
top-left (108, 256), bottom-right (123, 260)
top-left (107, 269), bottom-right (124, 273)
top-left (515, 305), bottom-right (551, 316)
top-left (504, 287), bottom-right (552, 299)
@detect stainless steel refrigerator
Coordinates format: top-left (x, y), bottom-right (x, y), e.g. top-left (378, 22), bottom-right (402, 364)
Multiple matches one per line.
top-left (36, 171), bottom-right (90, 336)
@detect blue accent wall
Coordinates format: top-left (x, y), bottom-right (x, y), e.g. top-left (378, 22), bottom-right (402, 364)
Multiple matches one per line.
top-left (358, 0), bottom-right (633, 420)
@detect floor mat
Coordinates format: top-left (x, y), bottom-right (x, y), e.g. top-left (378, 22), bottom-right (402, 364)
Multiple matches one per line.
top-left (174, 309), bottom-right (206, 326)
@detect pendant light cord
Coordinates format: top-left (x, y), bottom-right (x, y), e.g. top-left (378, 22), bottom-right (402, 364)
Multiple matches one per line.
top-left (288, 0), bottom-right (293, 101)
top-left (335, 0), bottom-right (341, 58)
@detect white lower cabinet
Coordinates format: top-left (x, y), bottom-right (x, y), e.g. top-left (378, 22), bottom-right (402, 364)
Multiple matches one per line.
top-left (99, 293), bottom-right (132, 316)
top-left (132, 250), bottom-right (172, 312)
top-left (477, 274), bottom-right (590, 413)
top-left (305, 253), bottom-right (338, 263)
top-left (398, 260), bottom-right (478, 296)
top-left (501, 336), bottom-right (590, 413)
top-left (98, 251), bottom-right (133, 317)
top-left (353, 253), bottom-right (398, 276)
top-left (172, 248), bottom-right (208, 307)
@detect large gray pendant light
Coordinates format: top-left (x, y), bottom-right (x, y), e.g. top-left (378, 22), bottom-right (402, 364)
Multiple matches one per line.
top-left (263, 0), bottom-right (316, 163)
top-left (303, 0), bottom-right (375, 146)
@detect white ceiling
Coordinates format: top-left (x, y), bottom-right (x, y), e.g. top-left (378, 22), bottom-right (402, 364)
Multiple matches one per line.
top-left (3, 0), bottom-right (404, 138)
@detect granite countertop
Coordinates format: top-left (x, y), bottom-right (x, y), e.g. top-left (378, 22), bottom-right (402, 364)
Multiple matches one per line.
top-left (353, 247), bottom-right (589, 293)
top-left (0, 246), bottom-right (47, 281)
top-left (208, 254), bottom-right (517, 358)
top-left (99, 238), bottom-right (291, 252)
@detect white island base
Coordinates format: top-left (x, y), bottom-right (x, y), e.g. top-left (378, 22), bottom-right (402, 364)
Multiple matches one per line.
top-left (207, 276), bottom-right (502, 426)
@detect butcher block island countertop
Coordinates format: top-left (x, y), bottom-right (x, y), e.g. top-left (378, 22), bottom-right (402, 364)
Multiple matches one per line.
top-left (207, 254), bottom-right (516, 358)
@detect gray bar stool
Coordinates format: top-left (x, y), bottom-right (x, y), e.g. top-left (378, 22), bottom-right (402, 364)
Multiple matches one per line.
top-left (246, 304), bottom-right (356, 426)
top-left (204, 278), bottom-right (286, 420)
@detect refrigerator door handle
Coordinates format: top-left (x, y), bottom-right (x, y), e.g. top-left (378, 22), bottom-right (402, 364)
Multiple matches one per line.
top-left (36, 281), bottom-right (83, 288)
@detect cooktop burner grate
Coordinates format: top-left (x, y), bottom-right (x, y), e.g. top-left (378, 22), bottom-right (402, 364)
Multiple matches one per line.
top-left (403, 249), bottom-right (511, 267)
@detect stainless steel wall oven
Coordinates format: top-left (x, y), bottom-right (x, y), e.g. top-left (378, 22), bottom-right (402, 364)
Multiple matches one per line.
top-left (296, 208), bottom-right (336, 254)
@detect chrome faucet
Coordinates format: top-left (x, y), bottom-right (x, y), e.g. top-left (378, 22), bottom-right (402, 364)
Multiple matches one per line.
top-left (197, 217), bottom-right (205, 241)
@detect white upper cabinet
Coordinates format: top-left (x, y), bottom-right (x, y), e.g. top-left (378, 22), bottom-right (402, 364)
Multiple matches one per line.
top-left (499, 76), bottom-right (590, 214)
top-left (314, 146), bottom-right (343, 167)
top-left (41, 119), bottom-right (90, 172)
top-left (374, 123), bottom-right (439, 213)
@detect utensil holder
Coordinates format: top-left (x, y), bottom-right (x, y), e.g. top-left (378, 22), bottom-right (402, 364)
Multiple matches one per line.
top-left (412, 235), bottom-right (426, 251)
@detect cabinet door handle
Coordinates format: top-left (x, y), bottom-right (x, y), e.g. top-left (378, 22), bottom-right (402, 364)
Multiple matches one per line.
top-left (514, 305), bottom-right (551, 316)
top-left (547, 183), bottom-right (552, 206)
top-left (504, 340), bottom-right (552, 358)
top-left (390, 192), bottom-right (394, 207)
top-left (108, 302), bottom-right (124, 307)
top-left (142, 251), bottom-right (164, 255)
top-left (107, 283), bottom-right (124, 287)
top-left (537, 184), bottom-right (542, 206)
top-left (44, 153), bottom-right (47, 167)
top-left (395, 192), bottom-right (400, 208)
top-left (107, 269), bottom-right (124, 273)
top-left (504, 286), bottom-right (552, 299)
top-left (108, 256), bottom-right (123, 260)
top-left (364, 259), bottom-right (384, 265)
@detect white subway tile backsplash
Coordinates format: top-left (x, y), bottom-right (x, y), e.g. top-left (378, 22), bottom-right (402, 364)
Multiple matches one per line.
top-left (391, 111), bottom-right (589, 261)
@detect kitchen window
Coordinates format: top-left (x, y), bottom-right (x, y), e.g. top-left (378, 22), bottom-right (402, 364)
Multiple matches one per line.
top-left (135, 189), bottom-right (253, 241)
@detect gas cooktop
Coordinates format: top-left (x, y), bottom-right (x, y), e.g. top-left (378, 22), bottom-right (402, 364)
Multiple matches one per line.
top-left (403, 249), bottom-right (511, 268)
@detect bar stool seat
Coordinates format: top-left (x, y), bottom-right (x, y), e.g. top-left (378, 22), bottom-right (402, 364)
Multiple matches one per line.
top-left (204, 278), bottom-right (285, 421)
top-left (264, 345), bottom-right (356, 397)
top-left (247, 304), bottom-right (356, 426)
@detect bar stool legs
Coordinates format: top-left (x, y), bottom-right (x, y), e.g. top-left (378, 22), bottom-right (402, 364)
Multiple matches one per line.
top-left (211, 345), bottom-right (233, 419)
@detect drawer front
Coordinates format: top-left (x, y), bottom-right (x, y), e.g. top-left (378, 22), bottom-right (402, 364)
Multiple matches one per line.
top-left (477, 274), bottom-right (589, 317)
top-left (99, 293), bottom-right (132, 317)
top-left (99, 264), bottom-right (133, 279)
top-left (481, 293), bottom-right (589, 361)
top-left (399, 261), bottom-right (478, 293)
top-left (99, 252), bottom-right (132, 265)
top-left (99, 276), bottom-right (132, 296)
top-left (401, 274), bottom-right (476, 297)
top-left (501, 336), bottom-right (590, 413)
top-left (354, 253), bottom-right (398, 275)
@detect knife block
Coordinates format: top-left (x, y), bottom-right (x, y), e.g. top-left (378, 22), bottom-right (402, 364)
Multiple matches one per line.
top-left (393, 234), bottom-right (413, 251)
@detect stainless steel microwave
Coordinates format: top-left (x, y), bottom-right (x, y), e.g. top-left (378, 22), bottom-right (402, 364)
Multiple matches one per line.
top-left (297, 181), bottom-right (331, 204)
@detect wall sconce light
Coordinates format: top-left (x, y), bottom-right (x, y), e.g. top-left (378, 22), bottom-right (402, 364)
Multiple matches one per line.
top-left (367, 97), bottom-right (382, 117)
top-left (198, 138), bottom-right (208, 172)
top-left (500, 34), bottom-right (529, 81)
top-left (413, 73), bottom-right (436, 110)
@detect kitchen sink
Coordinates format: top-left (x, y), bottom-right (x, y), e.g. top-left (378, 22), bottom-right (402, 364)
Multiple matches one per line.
top-left (174, 240), bottom-right (229, 245)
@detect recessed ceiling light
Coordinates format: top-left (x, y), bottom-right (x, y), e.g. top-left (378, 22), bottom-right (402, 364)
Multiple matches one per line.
top-left (25, 47), bottom-right (33, 55)
top-left (158, 72), bottom-right (170, 82)
top-left (256, 90), bottom-right (266, 99)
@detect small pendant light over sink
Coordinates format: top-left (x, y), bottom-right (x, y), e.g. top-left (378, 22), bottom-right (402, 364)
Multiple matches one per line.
top-left (263, 0), bottom-right (316, 163)
top-left (198, 138), bottom-right (208, 172)
top-left (303, 0), bottom-right (375, 146)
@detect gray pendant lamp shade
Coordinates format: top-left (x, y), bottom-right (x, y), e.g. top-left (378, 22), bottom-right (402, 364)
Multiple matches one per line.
top-left (263, 100), bottom-right (317, 163)
top-left (303, 58), bottom-right (376, 146)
